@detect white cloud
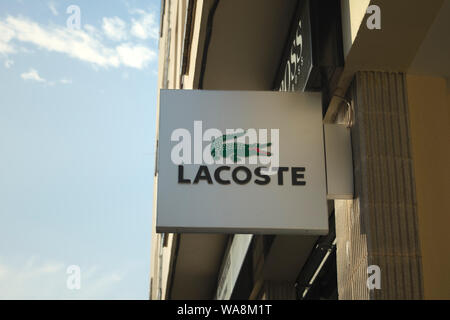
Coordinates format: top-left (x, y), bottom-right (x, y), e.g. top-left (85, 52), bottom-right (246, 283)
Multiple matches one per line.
top-left (102, 17), bottom-right (127, 41)
top-left (130, 9), bottom-right (159, 40)
top-left (83, 24), bottom-right (102, 39)
top-left (38, 262), bottom-right (65, 273)
top-left (48, 2), bottom-right (58, 16)
top-left (4, 59), bottom-right (14, 68)
top-left (20, 69), bottom-right (73, 86)
top-left (117, 43), bottom-right (156, 69)
top-left (60, 78), bottom-right (73, 84)
top-left (0, 264), bottom-right (8, 278)
top-left (21, 68), bottom-right (46, 82)
top-left (0, 257), bottom-right (124, 299)
top-left (0, 15), bottom-right (156, 70)
top-left (0, 20), bottom-right (16, 55)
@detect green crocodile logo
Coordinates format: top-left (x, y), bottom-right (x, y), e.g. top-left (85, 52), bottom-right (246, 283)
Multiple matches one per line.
top-left (210, 130), bottom-right (272, 163)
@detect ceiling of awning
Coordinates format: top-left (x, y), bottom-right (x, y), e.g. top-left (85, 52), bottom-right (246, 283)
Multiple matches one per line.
top-left (408, 0), bottom-right (450, 79)
top-left (202, 0), bottom-right (298, 90)
top-left (169, 234), bottom-right (229, 299)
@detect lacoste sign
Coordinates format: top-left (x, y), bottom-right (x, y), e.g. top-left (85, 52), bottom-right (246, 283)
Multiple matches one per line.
top-left (172, 122), bottom-right (306, 186)
top-left (156, 90), bottom-right (328, 234)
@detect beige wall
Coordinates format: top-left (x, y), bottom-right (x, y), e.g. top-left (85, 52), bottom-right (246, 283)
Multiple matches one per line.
top-left (406, 74), bottom-right (450, 299)
top-left (150, 0), bottom-right (206, 299)
top-left (340, 0), bottom-right (370, 58)
top-left (150, 0), bottom-right (185, 300)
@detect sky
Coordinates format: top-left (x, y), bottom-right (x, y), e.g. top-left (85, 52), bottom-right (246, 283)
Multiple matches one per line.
top-left (0, 0), bottom-right (159, 299)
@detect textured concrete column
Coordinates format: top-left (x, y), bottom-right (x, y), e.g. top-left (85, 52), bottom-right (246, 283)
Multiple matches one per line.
top-left (335, 71), bottom-right (423, 299)
top-left (335, 199), bottom-right (370, 299)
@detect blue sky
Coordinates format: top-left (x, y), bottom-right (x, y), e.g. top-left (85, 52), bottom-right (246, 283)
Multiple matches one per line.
top-left (0, 0), bottom-right (159, 299)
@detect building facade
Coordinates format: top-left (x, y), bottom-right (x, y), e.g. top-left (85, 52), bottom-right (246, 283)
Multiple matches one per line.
top-left (150, 0), bottom-right (450, 300)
